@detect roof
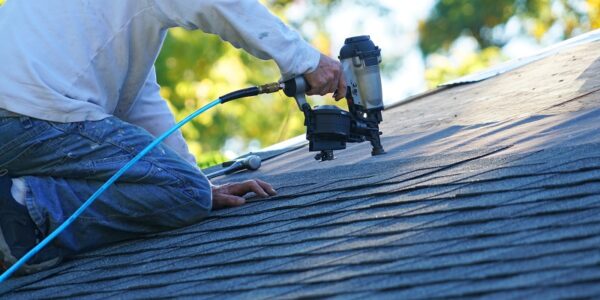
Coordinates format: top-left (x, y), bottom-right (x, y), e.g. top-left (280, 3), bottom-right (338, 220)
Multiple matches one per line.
top-left (2, 31), bottom-right (600, 298)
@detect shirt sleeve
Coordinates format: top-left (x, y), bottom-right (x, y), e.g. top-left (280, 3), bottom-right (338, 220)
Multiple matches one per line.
top-left (116, 66), bottom-right (198, 166)
top-left (149, 0), bottom-right (321, 80)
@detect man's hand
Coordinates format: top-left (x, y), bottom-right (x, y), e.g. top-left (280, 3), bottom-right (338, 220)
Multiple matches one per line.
top-left (211, 179), bottom-right (277, 210)
top-left (304, 54), bottom-right (347, 100)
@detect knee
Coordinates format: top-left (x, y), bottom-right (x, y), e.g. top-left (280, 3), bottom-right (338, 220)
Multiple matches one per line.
top-left (170, 173), bottom-right (212, 225)
top-left (151, 162), bottom-right (213, 226)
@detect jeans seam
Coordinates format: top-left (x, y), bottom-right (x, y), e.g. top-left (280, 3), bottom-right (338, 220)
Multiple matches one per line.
top-left (93, 121), bottom-right (190, 187)
top-left (77, 197), bottom-right (210, 221)
top-left (24, 177), bottom-right (47, 233)
top-left (48, 121), bottom-right (185, 186)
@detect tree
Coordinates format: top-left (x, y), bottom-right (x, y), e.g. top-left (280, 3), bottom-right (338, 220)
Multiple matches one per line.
top-left (419, 0), bottom-right (600, 86)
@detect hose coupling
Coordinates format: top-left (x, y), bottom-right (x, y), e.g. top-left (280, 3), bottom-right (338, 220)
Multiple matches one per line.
top-left (258, 82), bottom-right (283, 94)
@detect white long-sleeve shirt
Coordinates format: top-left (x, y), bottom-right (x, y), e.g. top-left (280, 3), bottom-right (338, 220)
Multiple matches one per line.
top-left (0, 0), bottom-right (320, 164)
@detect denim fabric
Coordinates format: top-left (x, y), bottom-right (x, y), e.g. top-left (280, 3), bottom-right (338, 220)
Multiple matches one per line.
top-left (0, 116), bottom-right (211, 257)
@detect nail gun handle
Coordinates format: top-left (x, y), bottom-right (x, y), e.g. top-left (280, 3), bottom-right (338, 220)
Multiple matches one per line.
top-left (283, 76), bottom-right (311, 97)
top-left (283, 76), bottom-right (311, 111)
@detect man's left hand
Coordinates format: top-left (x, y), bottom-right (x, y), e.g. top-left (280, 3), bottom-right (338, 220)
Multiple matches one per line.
top-left (211, 179), bottom-right (277, 210)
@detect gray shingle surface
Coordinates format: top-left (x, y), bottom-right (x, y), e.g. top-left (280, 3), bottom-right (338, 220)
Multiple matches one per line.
top-left (2, 35), bottom-right (600, 299)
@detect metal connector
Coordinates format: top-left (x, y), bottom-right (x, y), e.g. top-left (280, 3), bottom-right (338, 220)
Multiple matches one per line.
top-left (258, 82), bottom-right (283, 94)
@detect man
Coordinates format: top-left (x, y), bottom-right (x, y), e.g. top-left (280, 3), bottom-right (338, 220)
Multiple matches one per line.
top-left (0, 0), bottom-right (345, 275)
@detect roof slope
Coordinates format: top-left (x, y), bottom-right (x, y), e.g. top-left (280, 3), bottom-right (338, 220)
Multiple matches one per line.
top-left (2, 37), bottom-right (600, 299)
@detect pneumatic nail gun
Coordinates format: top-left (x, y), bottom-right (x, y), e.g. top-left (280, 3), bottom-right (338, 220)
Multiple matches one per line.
top-left (283, 35), bottom-right (385, 161)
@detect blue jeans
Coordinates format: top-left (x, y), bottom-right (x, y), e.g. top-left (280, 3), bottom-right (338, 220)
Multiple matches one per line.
top-left (0, 116), bottom-right (211, 257)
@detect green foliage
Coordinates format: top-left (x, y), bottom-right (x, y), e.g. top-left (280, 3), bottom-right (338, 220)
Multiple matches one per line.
top-left (196, 152), bottom-right (229, 169)
top-left (590, 0), bottom-right (600, 28)
top-left (425, 47), bottom-right (505, 88)
top-left (419, 0), bottom-right (593, 55)
top-left (419, 0), bottom-right (599, 88)
top-left (420, 0), bottom-right (517, 54)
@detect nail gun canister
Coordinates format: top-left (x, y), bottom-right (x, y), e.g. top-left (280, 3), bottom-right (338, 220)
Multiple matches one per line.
top-left (339, 35), bottom-right (383, 111)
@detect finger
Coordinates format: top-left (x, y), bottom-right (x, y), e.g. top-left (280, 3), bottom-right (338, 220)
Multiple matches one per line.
top-left (255, 179), bottom-right (277, 196)
top-left (247, 179), bottom-right (270, 197)
top-left (213, 194), bottom-right (246, 210)
top-left (317, 78), bottom-right (335, 96)
top-left (335, 73), bottom-right (347, 101)
top-left (309, 76), bottom-right (329, 96)
top-left (324, 74), bottom-right (338, 96)
top-left (329, 67), bottom-right (341, 94)
top-left (318, 84), bottom-right (330, 96)
top-left (226, 181), bottom-right (249, 195)
top-left (306, 83), bottom-right (321, 96)
top-left (233, 180), bottom-right (269, 197)
top-left (306, 80), bottom-right (325, 96)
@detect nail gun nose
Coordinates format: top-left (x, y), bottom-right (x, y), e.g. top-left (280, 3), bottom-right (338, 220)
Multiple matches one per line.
top-left (206, 155), bottom-right (262, 179)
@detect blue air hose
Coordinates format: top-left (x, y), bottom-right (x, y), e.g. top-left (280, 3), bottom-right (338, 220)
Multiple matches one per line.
top-left (0, 81), bottom-right (282, 282)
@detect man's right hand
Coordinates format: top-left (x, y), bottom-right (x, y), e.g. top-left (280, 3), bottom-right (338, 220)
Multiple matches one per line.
top-left (304, 54), bottom-right (346, 101)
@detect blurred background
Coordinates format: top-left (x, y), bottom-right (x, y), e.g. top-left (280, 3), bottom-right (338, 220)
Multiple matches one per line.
top-left (1, 0), bottom-right (598, 167)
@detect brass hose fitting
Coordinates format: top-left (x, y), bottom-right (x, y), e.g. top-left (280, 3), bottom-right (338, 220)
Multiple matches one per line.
top-left (257, 82), bottom-right (283, 94)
